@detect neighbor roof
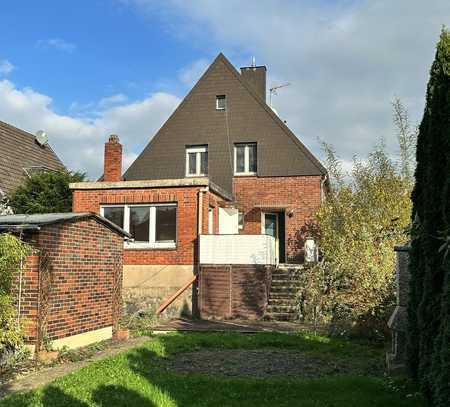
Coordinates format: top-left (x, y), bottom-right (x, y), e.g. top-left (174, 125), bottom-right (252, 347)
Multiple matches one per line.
top-left (124, 53), bottom-right (326, 195)
top-left (0, 212), bottom-right (131, 237)
top-left (0, 121), bottom-right (65, 197)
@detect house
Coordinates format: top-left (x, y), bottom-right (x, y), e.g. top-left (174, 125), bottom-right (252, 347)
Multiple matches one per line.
top-left (70, 53), bottom-right (327, 319)
top-left (0, 121), bottom-right (65, 205)
top-left (0, 213), bottom-right (129, 351)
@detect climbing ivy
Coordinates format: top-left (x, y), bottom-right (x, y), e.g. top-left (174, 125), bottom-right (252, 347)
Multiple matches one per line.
top-left (0, 234), bottom-right (32, 349)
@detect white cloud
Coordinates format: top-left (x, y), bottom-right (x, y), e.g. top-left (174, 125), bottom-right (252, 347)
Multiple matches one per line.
top-left (98, 93), bottom-right (128, 108)
top-left (178, 58), bottom-right (209, 86)
top-left (0, 79), bottom-right (180, 179)
top-left (0, 60), bottom-right (14, 76)
top-left (125, 0), bottom-right (450, 164)
top-left (36, 38), bottom-right (77, 52)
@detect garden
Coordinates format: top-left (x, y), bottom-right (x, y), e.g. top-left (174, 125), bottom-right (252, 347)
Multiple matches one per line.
top-left (0, 332), bottom-right (424, 407)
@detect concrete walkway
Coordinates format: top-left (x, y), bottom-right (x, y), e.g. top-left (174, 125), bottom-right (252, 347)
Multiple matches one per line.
top-left (0, 336), bottom-right (150, 400)
top-left (153, 318), bottom-right (323, 334)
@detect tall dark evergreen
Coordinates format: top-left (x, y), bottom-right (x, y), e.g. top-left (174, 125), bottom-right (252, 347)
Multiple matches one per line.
top-left (407, 29), bottom-right (450, 406)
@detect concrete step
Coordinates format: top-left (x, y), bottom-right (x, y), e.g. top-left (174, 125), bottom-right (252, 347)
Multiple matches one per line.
top-left (271, 274), bottom-right (302, 281)
top-left (268, 298), bottom-right (297, 306)
top-left (270, 285), bottom-right (301, 293)
top-left (266, 304), bottom-right (297, 313)
top-left (268, 293), bottom-right (296, 300)
top-left (264, 312), bottom-right (297, 321)
top-left (271, 279), bottom-right (303, 286)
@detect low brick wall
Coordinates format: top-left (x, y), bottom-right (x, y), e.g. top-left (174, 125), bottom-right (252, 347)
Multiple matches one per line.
top-left (198, 264), bottom-right (273, 319)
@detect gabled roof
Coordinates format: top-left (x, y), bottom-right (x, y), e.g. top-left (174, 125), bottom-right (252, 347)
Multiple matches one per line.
top-left (0, 212), bottom-right (131, 237)
top-left (216, 54), bottom-right (327, 175)
top-left (124, 53), bottom-right (326, 194)
top-left (0, 121), bottom-right (65, 197)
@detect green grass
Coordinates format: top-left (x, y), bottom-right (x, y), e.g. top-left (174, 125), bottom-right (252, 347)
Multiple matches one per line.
top-left (0, 332), bottom-right (424, 407)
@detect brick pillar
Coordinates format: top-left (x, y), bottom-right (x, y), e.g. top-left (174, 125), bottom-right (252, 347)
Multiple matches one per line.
top-left (103, 135), bottom-right (122, 182)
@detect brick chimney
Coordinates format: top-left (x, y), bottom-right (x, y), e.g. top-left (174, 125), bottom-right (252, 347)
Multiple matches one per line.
top-left (240, 64), bottom-right (267, 102)
top-left (103, 135), bottom-right (122, 182)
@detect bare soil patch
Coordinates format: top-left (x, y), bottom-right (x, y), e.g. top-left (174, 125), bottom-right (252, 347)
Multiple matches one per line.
top-left (162, 349), bottom-right (383, 379)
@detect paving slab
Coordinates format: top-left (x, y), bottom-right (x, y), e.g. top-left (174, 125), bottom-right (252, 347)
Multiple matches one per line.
top-left (153, 318), bottom-right (323, 333)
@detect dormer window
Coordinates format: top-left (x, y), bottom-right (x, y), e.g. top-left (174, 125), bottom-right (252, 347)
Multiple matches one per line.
top-left (216, 95), bottom-right (226, 110)
top-left (234, 143), bottom-right (257, 175)
top-left (186, 145), bottom-right (208, 176)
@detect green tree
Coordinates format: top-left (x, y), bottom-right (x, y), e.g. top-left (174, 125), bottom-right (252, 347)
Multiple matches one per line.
top-left (314, 139), bottom-right (412, 333)
top-left (7, 171), bottom-right (85, 214)
top-left (407, 29), bottom-right (450, 406)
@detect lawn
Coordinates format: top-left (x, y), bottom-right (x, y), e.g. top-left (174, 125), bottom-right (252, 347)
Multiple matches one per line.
top-left (0, 332), bottom-right (424, 407)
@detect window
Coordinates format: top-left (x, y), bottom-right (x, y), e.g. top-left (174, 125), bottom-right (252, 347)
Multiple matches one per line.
top-left (186, 145), bottom-right (208, 176)
top-left (216, 95), bottom-right (226, 110)
top-left (101, 204), bottom-right (177, 248)
top-left (234, 143), bottom-right (257, 175)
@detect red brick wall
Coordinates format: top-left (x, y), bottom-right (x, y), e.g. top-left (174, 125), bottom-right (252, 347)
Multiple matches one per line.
top-left (18, 255), bottom-right (40, 343)
top-left (233, 175), bottom-right (322, 262)
top-left (19, 219), bottom-right (124, 343)
top-left (72, 186), bottom-right (201, 265)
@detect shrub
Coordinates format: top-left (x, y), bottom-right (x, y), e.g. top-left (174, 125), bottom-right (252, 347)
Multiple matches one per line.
top-left (0, 234), bottom-right (32, 350)
top-left (8, 170), bottom-right (85, 214)
top-left (297, 97), bottom-right (416, 339)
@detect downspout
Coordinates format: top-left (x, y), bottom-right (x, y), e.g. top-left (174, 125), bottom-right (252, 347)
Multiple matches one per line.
top-left (197, 186), bottom-right (209, 236)
top-left (320, 174), bottom-right (329, 203)
top-left (196, 186), bottom-right (209, 318)
top-left (17, 229), bottom-right (24, 326)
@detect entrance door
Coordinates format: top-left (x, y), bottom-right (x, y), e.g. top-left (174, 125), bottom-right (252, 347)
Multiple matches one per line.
top-left (263, 212), bottom-right (279, 264)
top-left (262, 212), bottom-right (286, 264)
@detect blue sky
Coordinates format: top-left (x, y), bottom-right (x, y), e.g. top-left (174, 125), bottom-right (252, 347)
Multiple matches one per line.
top-left (1, 1), bottom-right (206, 111)
top-left (1, 1), bottom-right (449, 178)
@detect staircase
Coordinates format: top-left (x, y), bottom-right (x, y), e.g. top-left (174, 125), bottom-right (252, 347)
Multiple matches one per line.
top-left (265, 265), bottom-right (304, 321)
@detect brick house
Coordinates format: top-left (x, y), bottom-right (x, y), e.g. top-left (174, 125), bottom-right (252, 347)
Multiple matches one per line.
top-left (70, 53), bottom-right (327, 318)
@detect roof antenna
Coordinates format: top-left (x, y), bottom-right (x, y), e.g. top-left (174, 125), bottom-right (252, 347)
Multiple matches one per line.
top-left (269, 82), bottom-right (291, 111)
top-left (251, 56), bottom-right (256, 68)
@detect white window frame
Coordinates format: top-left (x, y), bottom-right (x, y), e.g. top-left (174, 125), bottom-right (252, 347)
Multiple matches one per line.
top-left (100, 203), bottom-right (177, 249)
top-left (234, 143), bottom-right (257, 176)
top-left (186, 146), bottom-right (208, 177)
top-left (216, 95), bottom-right (226, 110)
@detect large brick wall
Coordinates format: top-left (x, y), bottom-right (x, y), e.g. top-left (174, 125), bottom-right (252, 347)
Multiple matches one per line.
top-left (198, 264), bottom-right (273, 319)
top-left (72, 186), bottom-right (203, 265)
top-left (18, 218), bottom-right (123, 346)
top-left (233, 175), bottom-right (322, 262)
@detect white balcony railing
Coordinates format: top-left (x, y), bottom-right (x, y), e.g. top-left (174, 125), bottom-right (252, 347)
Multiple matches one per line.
top-left (199, 234), bottom-right (276, 265)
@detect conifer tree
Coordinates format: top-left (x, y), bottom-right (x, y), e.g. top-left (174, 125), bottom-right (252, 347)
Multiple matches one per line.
top-left (407, 28), bottom-right (450, 406)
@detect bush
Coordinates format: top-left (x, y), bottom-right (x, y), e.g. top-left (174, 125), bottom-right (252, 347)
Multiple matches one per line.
top-left (298, 105), bottom-right (415, 339)
top-left (8, 170), bottom-right (85, 214)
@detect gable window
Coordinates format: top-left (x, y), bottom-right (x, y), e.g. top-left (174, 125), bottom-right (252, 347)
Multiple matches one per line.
top-left (101, 204), bottom-right (177, 248)
top-left (234, 143), bottom-right (257, 175)
top-left (216, 95), bottom-right (226, 110)
top-left (186, 145), bottom-right (208, 176)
